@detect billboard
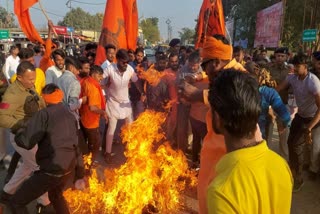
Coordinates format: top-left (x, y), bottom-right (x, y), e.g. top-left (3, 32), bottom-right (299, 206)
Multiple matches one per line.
top-left (254, 2), bottom-right (283, 48)
top-left (53, 26), bottom-right (68, 35)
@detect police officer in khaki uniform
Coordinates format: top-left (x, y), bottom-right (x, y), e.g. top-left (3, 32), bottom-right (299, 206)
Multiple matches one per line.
top-left (266, 47), bottom-right (291, 159)
top-left (0, 61), bottom-right (50, 210)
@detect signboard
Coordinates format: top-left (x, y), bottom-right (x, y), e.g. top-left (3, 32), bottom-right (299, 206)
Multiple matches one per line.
top-left (254, 2), bottom-right (283, 48)
top-left (302, 29), bottom-right (317, 42)
top-left (67, 27), bottom-right (74, 33)
top-left (53, 26), bottom-right (67, 35)
top-left (0, 29), bottom-right (9, 39)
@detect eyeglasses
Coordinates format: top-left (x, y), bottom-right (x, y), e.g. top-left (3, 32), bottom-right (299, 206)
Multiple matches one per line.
top-left (201, 59), bottom-right (213, 71)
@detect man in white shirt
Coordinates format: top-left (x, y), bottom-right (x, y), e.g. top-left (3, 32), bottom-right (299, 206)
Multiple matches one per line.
top-left (103, 49), bottom-right (142, 163)
top-left (45, 49), bottom-right (65, 85)
top-left (101, 44), bottom-right (116, 72)
top-left (4, 46), bottom-right (20, 81)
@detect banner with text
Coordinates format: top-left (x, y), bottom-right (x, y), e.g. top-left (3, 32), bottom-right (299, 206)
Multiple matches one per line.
top-left (254, 2), bottom-right (283, 48)
top-left (53, 26), bottom-right (68, 35)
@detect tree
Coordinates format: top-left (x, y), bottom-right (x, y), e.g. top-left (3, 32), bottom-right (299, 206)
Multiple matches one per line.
top-left (140, 17), bottom-right (160, 44)
top-left (178, 27), bottom-right (195, 44)
top-left (58, 7), bottom-right (102, 31)
top-left (0, 6), bottom-right (16, 28)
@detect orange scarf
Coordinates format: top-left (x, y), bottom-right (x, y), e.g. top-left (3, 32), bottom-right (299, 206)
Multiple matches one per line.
top-left (42, 89), bottom-right (64, 104)
top-left (87, 77), bottom-right (106, 110)
top-left (202, 36), bottom-right (232, 60)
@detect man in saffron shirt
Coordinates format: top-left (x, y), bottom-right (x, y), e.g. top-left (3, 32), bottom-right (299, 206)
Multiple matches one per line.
top-left (80, 65), bottom-right (107, 161)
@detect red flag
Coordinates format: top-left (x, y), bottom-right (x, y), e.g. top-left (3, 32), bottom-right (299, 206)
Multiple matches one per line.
top-left (95, 0), bottom-right (138, 65)
top-left (14, 0), bottom-right (44, 44)
top-left (195, 0), bottom-right (226, 48)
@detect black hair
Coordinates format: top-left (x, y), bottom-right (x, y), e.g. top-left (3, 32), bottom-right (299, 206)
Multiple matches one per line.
top-left (33, 45), bottom-right (41, 54)
top-left (16, 61), bottom-right (35, 76)
top-left (155, 51), bottom-right (165, 56)
top-left (156, 53), bottom-right (167, 62)
top-left (292, 54), bottom-right (308, 65)
top-left (180, 46), bottom-right (187, 51)
top-left (90, 65), bottom-right (103, 76)
top-left (85, 43), bottom-right (97, 51)
top-left (9, 45), bottom-right (18, 54)
top-left (18, 48), bottom-right (34, 60)
top-left (188, 51), bottom-right (201, 63)
top-left (209, 69), bottom-right (261, 139)
top-left (233, 46), bottom-right (243, 54)
top-left (169, 52), bottom-right (179, 59)
top-left (86, 52), bottom-right (96, 58)
top-left (42, 83), bottom-right (60, 94)
top-left (51, 49), bottom-right (66, 60)
top-left (78, 56), bottom-right (90, 65)
top-left (128, 49), bottom-right (134, 54)
top-left (116, 49), bottom-right (130, 61)
top-left (213, 34), bottom-right (230, 45)
top-left (135, 47), bottom-right (144, 55)
top-left (104, 44), bottom-right (116, 53)
top-left (65, 56), bottom-right (81, 70)
top-left (27, 43), bottom-right (33, 48)
top-left (186, 47), bottom-right (195, 54)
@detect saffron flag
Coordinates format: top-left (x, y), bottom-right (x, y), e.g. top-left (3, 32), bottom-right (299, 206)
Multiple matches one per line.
top-left (14, 0), bottom-right (44, 44)
top-left (195, 0), bottom-right (226, 48)
top-left (95, 0), bottom-right (138, 65)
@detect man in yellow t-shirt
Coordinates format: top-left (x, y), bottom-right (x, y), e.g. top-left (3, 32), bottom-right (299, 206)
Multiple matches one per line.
top-left (10, 48), bottom-right (45, 95)
top-left (207, 69), bottom-right (293, 214)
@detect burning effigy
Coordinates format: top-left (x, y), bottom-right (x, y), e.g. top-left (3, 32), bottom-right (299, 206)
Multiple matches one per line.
top-left (64, 110), bottom-right (197, 213)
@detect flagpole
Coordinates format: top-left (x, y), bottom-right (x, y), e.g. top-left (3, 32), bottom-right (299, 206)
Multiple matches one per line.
top-left (38, 0), bottom-right (58, 37)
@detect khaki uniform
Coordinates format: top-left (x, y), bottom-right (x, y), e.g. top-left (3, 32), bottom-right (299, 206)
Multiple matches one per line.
top-left (268, 63), bottom-right (289, 104)
top-left (0, 80), bottom-right (45, 133)
top-left (0, 80), bottom-right (48, 204)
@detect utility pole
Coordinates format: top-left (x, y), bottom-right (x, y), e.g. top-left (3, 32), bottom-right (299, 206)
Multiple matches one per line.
top-left (66, 0), bottom-right (73, 44)
top-left (66, 0), bottom-right (72, 9)
top-left (166, 19), bottom-right (172, 43)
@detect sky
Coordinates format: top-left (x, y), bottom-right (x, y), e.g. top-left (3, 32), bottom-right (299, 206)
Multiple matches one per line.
top-left (0, 0), bottom-right (202, 40)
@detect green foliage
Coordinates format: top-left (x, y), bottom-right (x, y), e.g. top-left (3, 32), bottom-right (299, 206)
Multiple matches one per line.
top-left (0, 7), bottom-right (16, 28)
top-left (178, 27), bottom-right (195, 44)
top-left (140, 17), bottom-right (160, 44)
top-left (58, 7), bottom-right (102, 31)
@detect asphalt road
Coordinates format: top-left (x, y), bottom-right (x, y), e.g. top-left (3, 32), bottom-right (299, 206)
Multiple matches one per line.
top-left (0, 124), bottom-right (320, 213)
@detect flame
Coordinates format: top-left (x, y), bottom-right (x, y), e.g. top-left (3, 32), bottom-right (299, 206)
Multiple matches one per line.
top-left (83, 153), bottom-right (92, 170)
top-left (64, 110), bottom-right (197, 213)
top-left (138, 64), bottom-right (166, 86)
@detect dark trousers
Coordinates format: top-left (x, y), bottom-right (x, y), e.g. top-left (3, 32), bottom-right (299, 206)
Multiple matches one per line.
top-left (9, 171), bottom-right (71, 214)
top-left (5, 152), bottom-right (21, 183)
top-left (176, 103), bottom-right (190, 153)
top-left (288, 114), bottom-right (317, 181)
top-left (78, 125), bottom-right (89, 155)
top-left (190, 117), bottom-right (207, 162)
top-left (83, 127), bottom-right (100, 159)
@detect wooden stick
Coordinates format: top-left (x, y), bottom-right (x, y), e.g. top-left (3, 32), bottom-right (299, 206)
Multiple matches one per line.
top-left (38, 0), bottom-right (58, 37)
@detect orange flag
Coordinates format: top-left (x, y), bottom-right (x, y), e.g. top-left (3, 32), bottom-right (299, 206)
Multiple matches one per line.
top-left (14, 0), bottom-right (44, 44)
top-left (95, 0), bottom-right (138, 65)
top-left (195, 0), bottom-right (226, 48)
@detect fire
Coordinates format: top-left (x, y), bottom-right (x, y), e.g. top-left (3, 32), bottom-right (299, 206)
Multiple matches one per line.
top-left (64, 110), bottom-right (197, 213)
top-left (83, 153), bottom-right (92, 170)
top-left (138, 64), bottom-right (166, 86)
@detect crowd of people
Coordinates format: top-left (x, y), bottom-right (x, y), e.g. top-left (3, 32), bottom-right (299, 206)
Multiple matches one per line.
top-left (0, 21), bottom-right (319, 213)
